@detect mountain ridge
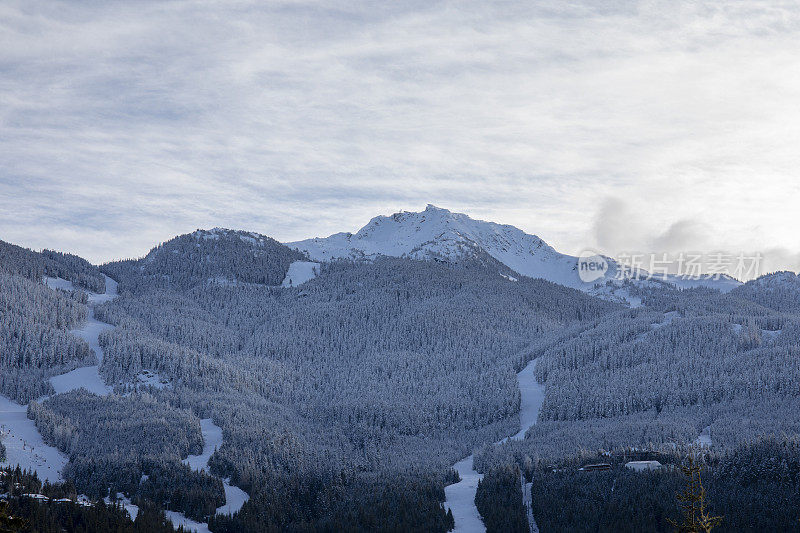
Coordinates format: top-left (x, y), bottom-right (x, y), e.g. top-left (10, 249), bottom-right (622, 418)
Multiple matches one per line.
top-left (287, 204), bottom-right (742, 295)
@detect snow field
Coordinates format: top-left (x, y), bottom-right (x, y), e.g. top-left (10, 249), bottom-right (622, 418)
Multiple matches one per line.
top-left (0, 395), bottom-right (68, 483)
top-left (445, 358), bottom-right (544, 532)
top-left (281, 261), bottom-right (320, 287)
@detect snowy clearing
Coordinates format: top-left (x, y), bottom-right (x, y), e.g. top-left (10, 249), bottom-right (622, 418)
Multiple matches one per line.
top-left (49, 365), bottom-right (112, 396)
top-left (521, 476), bottom-right (538, 533)
top-left (183, 419), bottom-right (222, 472)
top-left (281, 261), bottom-right (320, 287)
top-left (508, 360), bottom-right (546, 441)
top-left (44, 277), bottom-right (75, 291)
top-left (105, 493), bottom-right (140, 521)
top-left (445, 455), bottom-right (486, 532)
top-left (0, 395), bottom-right (68, 483)
top-left (445, 358), bottom-right (544, 532)
top-left (165, 511), bottom-right (212, 533)
top-left (695, 426), bottom-right (712, 448)
top-left (134, 369), bottom-right (171, 390)
top-left (48, 276), bottom-right (118, 396)
top-left (183, 418), bottom-right (250, 517)
top-left (217, 480), bottom-right (250, 516)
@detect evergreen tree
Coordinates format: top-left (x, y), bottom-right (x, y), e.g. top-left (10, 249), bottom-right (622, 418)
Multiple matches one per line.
top-left (669, 456), bottom-right (722, 533)
top-left (0, 501), bottom-right (26, 533)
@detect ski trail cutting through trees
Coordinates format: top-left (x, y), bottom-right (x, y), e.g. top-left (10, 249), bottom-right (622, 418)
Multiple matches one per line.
top-left (48, 276), bottom-right (117, 396)
top-left (183, 419), bottom-right (250, 516)
top-left (444, 358), bottom-right (545, 532)
top-left (0, 275), bottom-right (118, 482)
top-left (3, 276), bottom-right (248, 533)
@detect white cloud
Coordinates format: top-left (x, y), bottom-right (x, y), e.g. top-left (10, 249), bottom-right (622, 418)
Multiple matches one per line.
top-left (0, 0), bottom-right (798, 268)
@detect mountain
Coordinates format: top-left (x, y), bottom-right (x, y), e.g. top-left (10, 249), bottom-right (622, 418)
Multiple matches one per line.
top-left (731, 271), bottom-right (800, 312)
top-left (103, 228), bottom-right (308, 291)
top-left (0, 238), bottom-right (105, 292)
top-left (289, 205), bottom-right (593, 289)
top-left (288, 204), bottom-right (741, 295)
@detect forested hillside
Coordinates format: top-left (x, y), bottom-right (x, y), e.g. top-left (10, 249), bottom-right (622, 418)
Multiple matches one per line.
top-left (731, 270), bottom-right (800, 312)
top-left (3, 229), bottom-right (799, 532)
top-left (0, 239), bottom-right (105, 291)
top-left (103, 228), bottom-right (306, 291)
top-left (0, 465), bottom-right (179, 532)
top-left (90, 237), bottom-right (617, 530)
top-left (474, 279), bottom-right (800, 531)
top-left (0, 240), bottom-right (106, 401)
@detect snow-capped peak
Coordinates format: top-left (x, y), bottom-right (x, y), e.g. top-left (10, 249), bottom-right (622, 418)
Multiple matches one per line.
top-left (288, 205), bottom-right (587, 288)
top-left (287, 205), bottom-right (743, 297)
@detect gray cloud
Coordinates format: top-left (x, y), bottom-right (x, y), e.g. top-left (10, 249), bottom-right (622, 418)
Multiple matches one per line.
top-left (0, 0), bottom-right (799, 267)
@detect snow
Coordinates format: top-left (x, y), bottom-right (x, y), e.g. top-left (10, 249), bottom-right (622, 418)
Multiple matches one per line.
top-left (287, 205), bottom-right (740, 296)
top-left (217, 480), bottom-right (249, 516)
top-left (666, 273), bottom-right (741, 293)
top-left (183, 419), bottom-right (222, 472)
top-left (88, 275), bottom-right (118, 305)
top-left (508, 360), bottom-right (546, 441)
top-left (445, 358), bottom-right (544, 532)
top-left (625, 460), bottom-right (662, 471)
top-left (134, 370), bottom-right (171, 390)
top-left (44, 277), bottom-right (75, 291)
top-left (652, 311), bottom-right (680, 330)
top-left (183, 419), bottom-right (250, 517)
top-left (281, 261), bottom-right (320, 287)
top-left (289, 205), bottom-right (587, 290)
top-left (521, 475), bottom-right (538, 533)
top-left (105, 493), bottom-right (139, 521)
top-left (0, 394), bottom-right (68, 483)
top-left (48, 275), bottom-right (118, 397)
top-left (50, 365), bottom-right (112, 396)
top-left (695, 426), bottom-right (712, 448)
top-left (445, 456), bottom-right (486, 532)
top-left (165, 511), bottom-right (212, 533)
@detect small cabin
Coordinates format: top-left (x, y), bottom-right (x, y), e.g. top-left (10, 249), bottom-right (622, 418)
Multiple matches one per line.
top-left (625, 460), bottom-right (662, 472)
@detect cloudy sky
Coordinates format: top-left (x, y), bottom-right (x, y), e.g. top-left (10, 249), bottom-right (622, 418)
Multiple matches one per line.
top-left (1, 0), bottom-right (799, 275)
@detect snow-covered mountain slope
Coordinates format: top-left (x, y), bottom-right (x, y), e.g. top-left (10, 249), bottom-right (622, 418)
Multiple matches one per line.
top-left (290, 205), bottom-right (591, 289)
top-left (288, 205), bottom-right (741, 295)
top-left (731, 271), bottom-right (800, 312)
top-left (103, 228), bottom-right (308, 291)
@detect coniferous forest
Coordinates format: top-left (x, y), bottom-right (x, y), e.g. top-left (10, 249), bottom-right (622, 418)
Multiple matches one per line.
top-left (2, 230), bottom-right (800, 531)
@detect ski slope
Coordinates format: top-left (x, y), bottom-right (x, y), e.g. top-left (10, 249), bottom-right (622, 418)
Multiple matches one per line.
top-left (46, 275), bottom-right (117, 396)
top-left (184, 419), bottom-right (222, 472)
top-left (183, 418), bottom-right (250, 521)
top-left (444, 358), bottom-right (544, 532)
top-left (0, 395), bottom-right (68, 483)
top-left (281, 261), bottom-right (319, 287)
top-left (1, 276), bottom-right (120, 483)
top-left (24, 277), bottom-right (248, 532)
top-left (165, 511), bottom-right (212, 533)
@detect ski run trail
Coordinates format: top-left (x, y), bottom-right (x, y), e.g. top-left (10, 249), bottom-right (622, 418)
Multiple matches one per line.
top-left (445, 358), bottom-right (545, 533)
top-left (0, 276), bottom-right (249, 532)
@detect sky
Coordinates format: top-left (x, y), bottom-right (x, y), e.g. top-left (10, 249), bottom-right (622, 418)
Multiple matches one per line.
top-left (1, 0), bottom-right (799, 276)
